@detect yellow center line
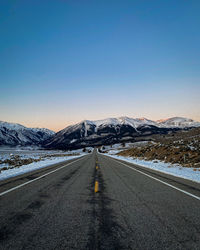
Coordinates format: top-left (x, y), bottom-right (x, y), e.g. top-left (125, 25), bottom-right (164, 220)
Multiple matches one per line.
top-left (95, 181), bottom-right (99, 193)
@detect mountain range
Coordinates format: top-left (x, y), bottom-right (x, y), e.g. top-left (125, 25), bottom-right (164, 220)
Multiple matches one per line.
top-left (0, 117), bottom-right (199, 149)
top-left (44, 117), bottom-right (200, 149)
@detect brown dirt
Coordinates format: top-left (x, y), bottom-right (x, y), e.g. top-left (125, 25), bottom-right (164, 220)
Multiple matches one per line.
top-left (117, 128), bottom-right (200, 168)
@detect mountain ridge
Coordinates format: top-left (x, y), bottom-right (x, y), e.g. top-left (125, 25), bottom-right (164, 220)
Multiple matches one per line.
top-left (61, 116), bottom-right (200, 130)
top-left (0, 120), bottom-right (55, 147)
top-left (1, 117), bottom-right (199, 148)
top-left (44, 116), bottom-right (200, 149)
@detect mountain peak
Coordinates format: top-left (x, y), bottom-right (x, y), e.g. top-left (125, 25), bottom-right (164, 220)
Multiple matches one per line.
top-left (157, 117), bottom-right (199, 127)
top-left (44, 116), bottom-right (200, 150)
top-left (0, 121), bottom-right (55, 147)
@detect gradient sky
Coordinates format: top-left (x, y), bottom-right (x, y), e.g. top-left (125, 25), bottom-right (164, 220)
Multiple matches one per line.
top-left (0, 0), bottom-right (200, 131)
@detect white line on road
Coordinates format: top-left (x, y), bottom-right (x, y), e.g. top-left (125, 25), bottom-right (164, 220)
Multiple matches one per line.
top-left (106, 156), bottom-right (200, 201)
top-left (0, 157), bottom-right (85, 197)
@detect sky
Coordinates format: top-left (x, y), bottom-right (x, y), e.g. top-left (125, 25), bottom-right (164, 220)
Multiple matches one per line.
top-left (0, 0), bottom-right (200, 131)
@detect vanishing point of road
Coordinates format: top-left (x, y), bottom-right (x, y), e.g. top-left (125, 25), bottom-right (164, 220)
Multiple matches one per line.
top-left (0, 149), bottom-right (200, 250)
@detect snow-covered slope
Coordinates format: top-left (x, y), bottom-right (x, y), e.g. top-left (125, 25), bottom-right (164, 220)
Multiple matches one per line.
top-left (92, 116), bottom-right (200, 129)
top-left (60, 117), bottom-right (158, 133)
top-left (157, 117), bottom-right (200, 128)
top-left (0, 121), bottom-right (55, 146)
top-left (89, 117), bottom-right (159, 129)
top-left (60, 116), bottom-right (200, 134)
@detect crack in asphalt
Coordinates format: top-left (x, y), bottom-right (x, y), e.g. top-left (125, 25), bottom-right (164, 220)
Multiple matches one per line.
top-left (86, 157), bottom-right (124, 250)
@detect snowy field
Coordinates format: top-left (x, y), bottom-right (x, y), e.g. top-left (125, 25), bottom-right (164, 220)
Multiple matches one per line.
top-left (104, 148), bottom-right (200, 183)
top-left (102, 141), bottom-right (150, 151)
top-left (0, 148), bottom-right (86, 162)
top-left (0, 148), bottom-right (92, 181)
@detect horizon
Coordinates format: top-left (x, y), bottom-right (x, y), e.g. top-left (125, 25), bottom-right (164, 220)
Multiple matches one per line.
top-left (1, 1), bottom-right (200, 131)
top-left (1, 114), bottom-right (200, 132)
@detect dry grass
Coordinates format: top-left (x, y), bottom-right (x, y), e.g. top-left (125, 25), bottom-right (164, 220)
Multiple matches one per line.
top-left (117, 128), bottom-right (200, 168)
top-left (0, 152), bottom-right (80, 173)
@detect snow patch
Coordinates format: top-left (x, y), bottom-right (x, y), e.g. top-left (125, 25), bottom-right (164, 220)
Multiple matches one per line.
top-left (0, 154), bottom-right (85, 181)
top-left (104, 153), bottom-right (200, 183)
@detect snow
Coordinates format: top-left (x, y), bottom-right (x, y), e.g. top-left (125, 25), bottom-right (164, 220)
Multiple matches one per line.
top-left (157, 117), bottom-right (200, 128)
top-left (104, 152), bottom-right (200, 183)
top-left (101, 142), bottom-right (153, 154)
top-left (91, 116), bottom-right (200, 128)
top-left (84, 120), bottom-right (91, 137)
top-left (86, 117), bottom-right (159, 129)
top-left (0, 148), bottom-right (92, 181)
top-left (63, 116), bottom-right (200, 135)
top-left (68, 147), bottom-right (93, 154)
top-left (70, 139), bottom-right (77, 144)
top-left (0, 121), bottom-right (55, 134)
top-left (30, 127), bottom-right (55, 135)
top-left (0, 155), bottom-right (84, 181)
top-left (0, 121), bottom-right (26, 130)
top-left (0, 149), bottom-right (61, 161)
top-left (0, 120), bottom-right (55, 146)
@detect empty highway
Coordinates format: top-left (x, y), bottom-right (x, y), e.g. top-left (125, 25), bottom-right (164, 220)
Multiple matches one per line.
top-left (0, 150), bottom-right (200, 250)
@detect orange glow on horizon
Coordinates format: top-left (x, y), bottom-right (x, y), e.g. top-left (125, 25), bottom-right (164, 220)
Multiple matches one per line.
top-left (22, 115), bottom-right (200, 132)
top-left (2, 113), bottom-right (200, 133)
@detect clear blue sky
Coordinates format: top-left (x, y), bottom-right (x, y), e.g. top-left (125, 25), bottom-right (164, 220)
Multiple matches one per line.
top-left (0, 0), bottom-right (200, 131)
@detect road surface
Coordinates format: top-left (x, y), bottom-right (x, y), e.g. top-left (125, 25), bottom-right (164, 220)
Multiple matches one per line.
top-left (0, 150), bottom-right (200, 249)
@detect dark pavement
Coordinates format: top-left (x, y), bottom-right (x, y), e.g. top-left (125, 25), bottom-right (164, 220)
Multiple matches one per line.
top-left (0, 150), bottom-right (200, 250)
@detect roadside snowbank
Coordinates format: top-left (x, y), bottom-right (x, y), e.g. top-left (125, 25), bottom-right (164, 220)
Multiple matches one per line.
top-left (104, 153), bottom-right (200, 183)
top-left (0, 155), bottom-right (84, 181)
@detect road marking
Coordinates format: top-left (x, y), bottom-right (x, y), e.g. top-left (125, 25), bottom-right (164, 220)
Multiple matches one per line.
top-left (0, 157), bottom-right (85, 197)
top-left (95, 181), bottom-right (99, 193)
top-left (108, 157), bottom-right (200, 201)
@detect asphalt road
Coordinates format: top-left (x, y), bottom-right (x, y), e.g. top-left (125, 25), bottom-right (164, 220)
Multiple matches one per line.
top-left (0, 150), bottom-right (200, 250)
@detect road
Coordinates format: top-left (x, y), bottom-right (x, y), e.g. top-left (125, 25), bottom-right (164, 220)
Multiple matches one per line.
top-left (0, 150), bottom-right (200, 250)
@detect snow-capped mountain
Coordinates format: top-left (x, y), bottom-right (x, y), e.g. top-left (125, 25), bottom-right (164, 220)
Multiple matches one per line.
top-left (157, 117), bottom-right (200, 128)
top-left (1, 116), bottom-right (199, 149)
top-left (44, 116), bottom-right (200, 149)
top-left (0, 121), bottom-right (55, 146)
top-left (84, 117), bottom-right (159, 130)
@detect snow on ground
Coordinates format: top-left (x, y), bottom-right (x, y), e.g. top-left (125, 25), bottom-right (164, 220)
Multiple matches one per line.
top-left (68, 147), bottom-right (93, 154)
top-left (0, 147), bottom-right (92, 181)
top-left (104, 151), bottom-right (200, 184)
top-left (0, 150), bottom-right (64, 168)
top-left (0, 147), bottom-right (93, 163)
top-left (103, 141), bottom-right (151, 151)
top-left (0, 155), bottom-right (84, 181)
